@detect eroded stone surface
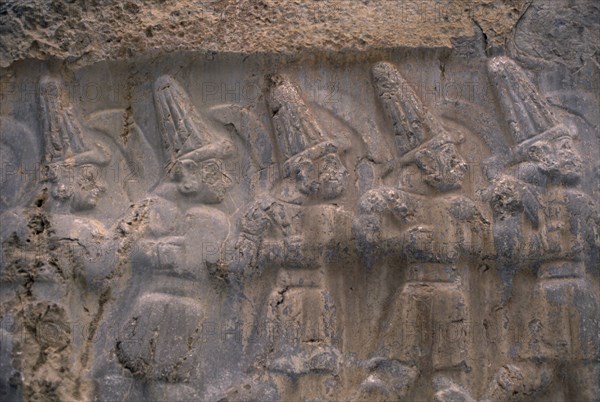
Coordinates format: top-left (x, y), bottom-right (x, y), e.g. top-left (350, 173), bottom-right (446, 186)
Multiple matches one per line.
top-left (0, 0), bottom-right (531, 68)
top-left (1, 0), bottom-right (599, 401)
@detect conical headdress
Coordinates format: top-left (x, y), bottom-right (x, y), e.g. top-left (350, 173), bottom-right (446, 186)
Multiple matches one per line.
top-left (153, 75), bottom-right (234, 166)
top-left (267, 75), bottom-right (338, 175)
top-left (487, 56), bottom-right (574, 158)
top-left (371, 62), bottom-right (458, 165)
top-left (39, 75), bottom-right (109, 167)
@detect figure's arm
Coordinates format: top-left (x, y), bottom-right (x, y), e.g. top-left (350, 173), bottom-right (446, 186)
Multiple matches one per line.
top-left (449, 196), bottom-right (494, 261)
top-left (65, 140), bottom-right (111, 166)
top-left (216, 198), bottom-right (290, 280)
top-left (108, 199), bottom-right (156, 277)
top-left (353, 188), bottom-right (412, 268)
top-left (255, 235), bottom-right (317, 270)
top-left (568, 191), bottom-right (600, 271)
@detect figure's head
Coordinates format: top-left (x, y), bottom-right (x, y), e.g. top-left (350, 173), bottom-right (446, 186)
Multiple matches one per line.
top-left (317, 153), bottom-right (349, 200)
top-left (488, 57), bottom-right (584, 186)
top-left (287, 152), bottom-right (348, 200)
top-left (47, 164), bottom-right (106, 211)
top-left (289, 156), bottom-right (319, 196)
top-left (414, 142), bottom-right (467, 192)
top-left (526, 135), bottom-right (582, 184)
top-left (170, 158), bottom-right (232, 203)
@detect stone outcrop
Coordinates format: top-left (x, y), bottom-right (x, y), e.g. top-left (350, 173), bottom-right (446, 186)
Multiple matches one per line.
top-left (1, 0), bottom-right (598, 401)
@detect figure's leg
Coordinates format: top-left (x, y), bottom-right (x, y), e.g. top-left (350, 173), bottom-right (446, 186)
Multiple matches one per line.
top-left (567, 361), bottom-right (600, 402)
top-left (482, 362), bottom-right (554, 402)
top-left (433, 374), bottom-right (475, 402)
top-left (267, 286), bottom-right (339, 375)
top-left (353, 358), bottom-right (418, 401)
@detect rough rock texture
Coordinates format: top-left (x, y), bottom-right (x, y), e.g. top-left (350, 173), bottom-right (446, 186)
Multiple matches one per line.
top-left (0, 0), bottom-right (530, 68)
top-left (1, 0), bottom-right (599, 401)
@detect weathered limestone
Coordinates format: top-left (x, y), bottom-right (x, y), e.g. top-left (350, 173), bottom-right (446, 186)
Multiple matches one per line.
top-left (1, 0), bottom-right (598, 401)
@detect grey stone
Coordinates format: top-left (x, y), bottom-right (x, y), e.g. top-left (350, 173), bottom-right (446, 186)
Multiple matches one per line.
top-left (0, 0), bottom-right (598, 401)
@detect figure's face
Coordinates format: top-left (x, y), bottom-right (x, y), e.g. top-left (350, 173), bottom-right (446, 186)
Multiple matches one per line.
top-left (171, 158), bottom-right (232, 203)
top-left (317, 153), bottom-right (348, 200)
top-left (72, 166), bottom-right (106, 211)
top-left (49, 164), bottom-right (106, 211)
top-left (528, 137), bottom-right (582, 184)
top-left (293, 158), bottom-right (319, 196)
top-left (416, 143), bottom-right (467, 192)
top-left (291, 153), bottom-right (348, 200)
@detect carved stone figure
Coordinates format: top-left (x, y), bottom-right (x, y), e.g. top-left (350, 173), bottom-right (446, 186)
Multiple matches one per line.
top-left (483, 56), bottom-right (600, 402)
top-left (0, 75), bottom-right (119, 400)
top-left (353, 61), bottom-right (492, 401)
top-left (106, 75), bottom-right (237, 400)
top-left (0, 6), bottom-right (598, 399)
top-left (228, 75), bottom-right (352, 400)
top-left (0, 118), bottom-right (40, 216)
top-left (0, 116), bottom-right (41, 402)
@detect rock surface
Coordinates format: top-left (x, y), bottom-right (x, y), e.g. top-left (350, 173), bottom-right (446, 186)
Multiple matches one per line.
top-left (0, 0), bottom-right (530, 68)
top-left (0, 0), bottom-right (599, 401)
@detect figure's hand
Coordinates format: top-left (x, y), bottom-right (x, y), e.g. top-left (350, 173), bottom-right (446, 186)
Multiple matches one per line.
top-left (205, 238), bottom-right (252, 281)
top-left (240, 203), bottom-right (272, 236)
top-left (488, 175), bottom-right (524, 217)
top-left (389, 199), bottom-right (411, 222)
top-left (235, 235), bottom-right (259, 263)
top-left (359, 187), bottom-right (413, 222)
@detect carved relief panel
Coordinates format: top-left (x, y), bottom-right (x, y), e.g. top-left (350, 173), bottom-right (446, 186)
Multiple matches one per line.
top-left (1, 46), bottom-right (598, 402)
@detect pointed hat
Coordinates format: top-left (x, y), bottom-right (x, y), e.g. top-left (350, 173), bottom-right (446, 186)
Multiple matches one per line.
top-left (39, 75), bottom-right (110, 167)
top-left (267, 75), bottom-right (339, 176)
top-left (153, 75), bottom-right (234, 167)
top-left (487, 56), bottom-right (575, 160)
top-left (371, 62), bottom-right (460, 165)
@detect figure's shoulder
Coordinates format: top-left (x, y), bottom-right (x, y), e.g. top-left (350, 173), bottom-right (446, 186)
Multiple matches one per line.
top-left (145, 194), bottom-right (173, 210)
top-left (358, 186), bottom-right (416, 214)
top-left (71, 218), bottom-right (111, 251)
top-left (562, 187), bottom-right (595, 202)
top-left (72, 216), bottom-right (108, 234)
top-left (144, 195), bottom-right (179, 219)
top-left (448, 195), bottom-right (482, 220)
top-left (186, 205), bottom-right (228, 225)
top-left (243, 194), bottom-right (279, 213)
top-left (0, 207), bottom-right (28, 224)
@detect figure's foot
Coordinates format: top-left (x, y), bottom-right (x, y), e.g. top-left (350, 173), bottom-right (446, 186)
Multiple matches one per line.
top-left (433, 375), bottom-right (475, 402)
top-left (267, 346), bottom-right (340, 375)
top-left (482, 364), bottom-right (553, 402)
top-left (353, 358), bottom-right (417, 401)
top-left (217, 376), bottom-right (278, 402)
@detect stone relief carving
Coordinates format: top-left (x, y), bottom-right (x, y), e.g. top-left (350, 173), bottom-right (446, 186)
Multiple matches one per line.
top-left (0, 51), bottom-right (598, 402)
top-left (481, 56), bottom-right (600, 402)
top-left (102, 75), bottom-right (238, 401)
top-left (353, 61), bottom-right (493, 401)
